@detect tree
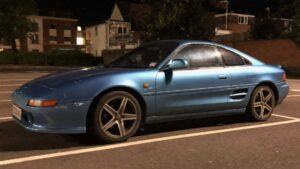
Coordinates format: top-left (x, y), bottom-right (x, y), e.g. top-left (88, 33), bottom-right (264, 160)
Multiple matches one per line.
top-left (251, 17), bottom-right (282, 39)
top-left (290, 0), bottom-right (300, 42)
top-left (0, 0), bottom-right (37, 51)
top-left (141, 0), bottom-right (216, 40)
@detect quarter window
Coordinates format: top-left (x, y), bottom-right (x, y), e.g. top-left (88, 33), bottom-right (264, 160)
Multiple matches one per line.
top-left (174, 45), bottom-right (222, 68)
top-left (218, 47), bottom-right (244, 66)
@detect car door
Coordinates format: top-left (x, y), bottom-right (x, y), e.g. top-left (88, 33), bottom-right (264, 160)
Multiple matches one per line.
top-left (217, 46), bottom-right (253, 109)
top-left (155, 44), bottom-right (232, 116)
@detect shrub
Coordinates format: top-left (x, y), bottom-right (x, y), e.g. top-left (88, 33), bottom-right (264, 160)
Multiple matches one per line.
top-left (0, 50), bottom-right (102, 66)
top-left (0, 51), bottom-right (18, 64)
top-left (284, 67), bottom-right (300, 78)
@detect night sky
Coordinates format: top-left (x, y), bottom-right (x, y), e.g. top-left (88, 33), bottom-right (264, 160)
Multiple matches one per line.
top-left (34, 0), bottom-right (287, 26)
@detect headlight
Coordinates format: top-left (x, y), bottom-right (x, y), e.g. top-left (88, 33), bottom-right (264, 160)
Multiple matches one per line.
top-left (27, 99), bottom-right (58, 107)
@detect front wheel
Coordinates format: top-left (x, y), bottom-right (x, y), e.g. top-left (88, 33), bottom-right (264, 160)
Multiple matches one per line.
top-left (89, 91), bottom-right (142, 143)
top-left (248, 86), bottom-right (276, 121)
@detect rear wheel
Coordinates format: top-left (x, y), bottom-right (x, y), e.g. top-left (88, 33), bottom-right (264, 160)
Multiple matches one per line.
top-left (89, 91), bottom-right (142, 143)
top-left (248, 86), bottom-right (276, 121)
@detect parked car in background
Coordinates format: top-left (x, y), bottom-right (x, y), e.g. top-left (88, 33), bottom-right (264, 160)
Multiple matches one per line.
top-left (12, 40), bottom-right (289, 143)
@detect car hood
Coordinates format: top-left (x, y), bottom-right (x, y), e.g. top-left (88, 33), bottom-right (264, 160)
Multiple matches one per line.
top-left (30, 67), bottom-right (131, 89)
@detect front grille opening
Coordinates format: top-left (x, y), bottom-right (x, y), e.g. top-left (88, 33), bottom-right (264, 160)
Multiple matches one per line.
top-left (22, 111), bottom-right (33, 124)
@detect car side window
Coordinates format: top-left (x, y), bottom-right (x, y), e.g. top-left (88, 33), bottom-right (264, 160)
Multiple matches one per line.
top-left (174, 45), bottom-right (222, 69)
top-left (218, 47), bottom-right (245, 66)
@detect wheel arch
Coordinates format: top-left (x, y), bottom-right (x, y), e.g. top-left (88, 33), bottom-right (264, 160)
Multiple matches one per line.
top-left (86, 86), bottom-right (147, 129)
top-left (255, 81), bottom-right (279, 105)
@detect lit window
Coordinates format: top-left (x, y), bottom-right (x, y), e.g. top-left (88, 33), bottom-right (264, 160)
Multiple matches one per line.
top-left (31, 34), bottom-right (39, 44)
top-left (238, 16), bottom-right (248, 24)
top-left (64, 30), bottom-right (71, 37)
top-left (77, 26), bottom-right (82, 31)
top-left (76, 37), bottom-right (84, 45)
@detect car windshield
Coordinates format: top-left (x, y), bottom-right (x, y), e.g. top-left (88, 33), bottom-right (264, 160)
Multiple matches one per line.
top-left (107, 42), bottom-right (179, 68)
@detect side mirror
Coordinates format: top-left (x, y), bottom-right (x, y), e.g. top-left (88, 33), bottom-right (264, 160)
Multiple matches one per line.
top-left (162, 58), bottom-right (189, 71)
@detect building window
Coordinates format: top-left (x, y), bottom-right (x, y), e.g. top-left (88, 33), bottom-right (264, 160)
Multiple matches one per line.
top-left (238, 16), bottom-right (248, 24)
top-left (49, 36), bottom-right (57, 43)
top-left (32, 49), bottom-right (39, 52)
top-left (49, 29), bottom-right (57, 36)
top-left (123, 27), bottom-right (127, 34)
top-left (31, 34), bottom-right (39, 44)
top-left (76, 37), bottom-right (84, 45)
top-left (118, 27), bottom-right (123, 34)
top-left (64, 30), bottom-right (71, 37)
top-left (49, 41), bottom-right (57, 44)
top-left (31, 22), bottom-right (38, 32)
top-left (64, 37), bottom-right (71, 43)
top-left (50, 24), bottom-right (56, 29)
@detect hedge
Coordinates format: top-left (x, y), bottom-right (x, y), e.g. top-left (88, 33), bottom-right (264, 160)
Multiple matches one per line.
top-left (0, 50), bottom-right (103, 66)
top-left (284, 67), bottom-right (300, 79)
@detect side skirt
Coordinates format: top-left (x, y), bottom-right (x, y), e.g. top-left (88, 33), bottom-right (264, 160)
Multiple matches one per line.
top-left (145, 108), bottom-right (246, 124)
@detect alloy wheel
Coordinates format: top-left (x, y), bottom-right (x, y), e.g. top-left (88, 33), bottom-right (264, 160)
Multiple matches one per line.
top-left (99, 96), bottom-right (139, 139)
top-left (251, 87), bottom-right (275, 120)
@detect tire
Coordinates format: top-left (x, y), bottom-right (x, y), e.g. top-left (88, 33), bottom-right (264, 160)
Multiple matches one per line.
top-left (247, 85), bottom-right (276, 121)
top-left (89, 91), bottom-right (142, 143)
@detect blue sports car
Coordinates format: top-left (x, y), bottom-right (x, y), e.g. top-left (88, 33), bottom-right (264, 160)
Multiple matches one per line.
top-left (12, 40), bottom-right (289, 143)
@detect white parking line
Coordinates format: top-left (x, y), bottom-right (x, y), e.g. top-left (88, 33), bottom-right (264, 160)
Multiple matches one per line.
top-left (0, 100), bottom-right (11, 102)
top-left (0, 84), bottom-right (22, 87)
top-left (0, 114), bottom-right (299, 166)
top-left (287, 95), bottom-right (300, 97)
top-left (287, 79), bottom-right (300, 82)
top-left (0, 77), bottom-right (38, 79)
top-left (0, 79), bottom-right (32, 82)
top-left (0, 91), bottom-right (12, 94)
top-left (272, 114), bottom-right (300, 120)
top-left (290, 89), bottom-right (300, 92)
top-left (0, 117), bottom-right (12, 121)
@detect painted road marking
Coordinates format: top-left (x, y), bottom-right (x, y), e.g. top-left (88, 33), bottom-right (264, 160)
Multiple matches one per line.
top-left (287, 79), bottom-right (300, 81)
top-left (0, 77), bottom-right (39, 79)
top-left (290, 89), bottom-right (300, 92)
top-left (0, 91), bottom-right (12, 94)
top-left (287, 95), bottom-right (300, 97)
top-left (0, 84), bottom-right (22, 87)
top-left (0, 79), bottom-right (32, 82)
top-left (0, 117), bottom-right (12, 121)
top-left (272, 114), bottom-right (300, 120)
top-left (0, 100), bottom-right (11, 102)
top-left (0, 114), bottom-right (299, 166)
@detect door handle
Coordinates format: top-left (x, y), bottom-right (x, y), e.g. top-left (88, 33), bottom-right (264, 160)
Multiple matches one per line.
top-left (219, 75), bottom-right (227, 79)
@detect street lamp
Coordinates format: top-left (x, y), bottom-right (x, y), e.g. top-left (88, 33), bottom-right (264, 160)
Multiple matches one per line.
top-left (218, 0), bottom-right (230, 30)
top-left (266, 7), bottom-right (270, 19)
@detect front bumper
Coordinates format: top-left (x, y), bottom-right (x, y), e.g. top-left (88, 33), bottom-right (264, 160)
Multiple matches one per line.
top-left (12, 83), bottom-right (92, 134)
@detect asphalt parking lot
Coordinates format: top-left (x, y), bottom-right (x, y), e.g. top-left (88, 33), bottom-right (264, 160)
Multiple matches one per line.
top-left (0, 72), bottom-right (300, 169)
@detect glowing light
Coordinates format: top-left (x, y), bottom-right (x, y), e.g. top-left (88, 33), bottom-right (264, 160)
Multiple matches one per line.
top-left (76, 37), bottom-right (85, 45)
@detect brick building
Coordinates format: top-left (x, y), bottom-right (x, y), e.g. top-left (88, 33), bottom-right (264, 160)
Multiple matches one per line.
top-left (26, 15), bottom-right (79, 52)
top-left (0, 15), bottom-right (80, 52)
top-left (215, 12), bottom-right (255, 35)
